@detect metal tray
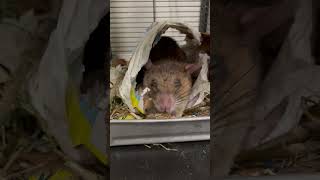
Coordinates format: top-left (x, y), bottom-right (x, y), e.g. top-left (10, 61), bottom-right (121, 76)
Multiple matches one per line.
top-left (226, 174), bottom-right (320, 180)
top-left (110, 116), bottom-right (210, 146)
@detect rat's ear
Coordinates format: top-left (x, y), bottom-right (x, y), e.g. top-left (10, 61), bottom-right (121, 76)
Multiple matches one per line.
top-left (185, 63), bottom-right (202, 75)
top-left (145, 59), bottom-right (153, 69)
top-left (200, 33), bottom-right (210, 43)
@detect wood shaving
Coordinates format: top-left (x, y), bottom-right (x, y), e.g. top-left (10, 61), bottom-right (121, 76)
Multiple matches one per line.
top-left (152, 144), bottom-right (178, 152)
top-left (110, 94), bottom-right (210, 120)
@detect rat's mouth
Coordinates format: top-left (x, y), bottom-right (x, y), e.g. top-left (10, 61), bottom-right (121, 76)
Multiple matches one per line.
top-left (154, 103), bottom-right (176, 114)
top-left (153, 93), bottom-right (176, 114)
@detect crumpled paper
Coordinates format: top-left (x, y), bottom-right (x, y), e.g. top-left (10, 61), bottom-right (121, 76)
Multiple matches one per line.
top-left (0, 11), bottom-right (37, 83)
top-left (27, 0), bottom-right (108, 164)
top-left (0, 9), bottom-right (49, 125)
top-left (187, 53), bottom-right (210, 108)
top-left (245, 0), bottom-right (319, 149)
top-left (110, 65), bottom-right (126, 100)
top-left (118, 21), bottom-right (210, 114)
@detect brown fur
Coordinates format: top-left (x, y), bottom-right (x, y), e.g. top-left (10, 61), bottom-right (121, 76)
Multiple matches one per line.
top-left (141, 36), bottom-right (202, 117)
top-left (199, 32), bottom-right (211, 56)
top-left (149, 36), bottom-right (187, 63)
top-left (111, 58), bottom-right (128, 67)
top-left (143, 60), bottom-right (193, 117)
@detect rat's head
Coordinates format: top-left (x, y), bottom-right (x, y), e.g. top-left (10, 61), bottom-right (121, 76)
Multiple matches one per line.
top-left (143, 60), bottom-right (200, 115)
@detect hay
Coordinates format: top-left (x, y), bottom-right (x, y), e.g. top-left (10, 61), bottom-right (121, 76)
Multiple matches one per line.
top-left (110, 94), bottom-right (210, 120)
top-left (110, 97), bottom-right (131, 120)
top-left (110, 60), bottom-right (210, 120)
top-left (232, 96), bottom-right (320, 176)
top-left (110, 52), bottom-right (210, 120)
top-left (0, 108), bottom-right (105, 179)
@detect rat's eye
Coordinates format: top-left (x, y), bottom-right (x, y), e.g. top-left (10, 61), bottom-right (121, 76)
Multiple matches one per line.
top-left (174, 79), bottom-right (181, 88)
top-left (151, 79), bottom-right (157, 88)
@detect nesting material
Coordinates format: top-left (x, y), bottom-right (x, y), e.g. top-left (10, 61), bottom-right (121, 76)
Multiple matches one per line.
top-left (110, 77), bottom-right (210, 120)
top-left (24, 0), bottom-right (108, 166)
top-left (110, 61), bottom-right (210, 120)
top-left (229, 96), bottom-right (320, 176)
top-left (110, 95), bottom-right (210, 120)
top-left (117, 21), bottom-right (210, 117)
top-left (110, 64), bottom-right (127, 100)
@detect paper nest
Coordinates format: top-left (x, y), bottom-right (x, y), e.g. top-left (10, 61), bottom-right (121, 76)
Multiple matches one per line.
top-left (118, 21), bottom-right (210, 114)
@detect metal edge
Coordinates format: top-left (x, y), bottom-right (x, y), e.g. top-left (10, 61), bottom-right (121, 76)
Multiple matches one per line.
top-left (110, 116), bottom-right (210, 123)
top-left (226, 174), bottom-right (320, 180)
top-left (110, 116), bottom-right (210, 146)
top-left (111, 138), bottom-right (210, 147)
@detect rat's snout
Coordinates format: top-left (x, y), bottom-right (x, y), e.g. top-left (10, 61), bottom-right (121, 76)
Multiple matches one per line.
top-left (155, 93), bottom-right (176, 114)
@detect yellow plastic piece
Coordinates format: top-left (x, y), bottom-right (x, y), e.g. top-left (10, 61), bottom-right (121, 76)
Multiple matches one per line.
top-left (65, 80), bottom-right (108, 166)
top-left (48, 170), bottom-right (73, 180)
top-left (120, 114), bottom-right (135, 120)
top-left (28, 176), bottom-right (38, 180)
top-left (130, 87), bottom-right (145, 114)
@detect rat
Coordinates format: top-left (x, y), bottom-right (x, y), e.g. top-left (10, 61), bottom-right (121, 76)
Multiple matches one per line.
top-left (151, 36), bottom-right (203, 80)
top-left (140, 36), bottom-right (201, 117)
top-left (149, 36), bottom-right (187, 63)
top-left (142, 60), bottom-right (198, 117)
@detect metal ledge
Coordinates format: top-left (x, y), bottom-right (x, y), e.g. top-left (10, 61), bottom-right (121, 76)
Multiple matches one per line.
top-left (226, 174), bottom-right (320, 180)
top-left (110, 116), bottom-right (210, 146)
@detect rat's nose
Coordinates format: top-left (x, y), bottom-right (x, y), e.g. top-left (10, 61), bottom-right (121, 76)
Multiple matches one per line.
top-left (160, 98), bottom-right (172, 112)
top-left (158, 94), bottom-right (175, 113)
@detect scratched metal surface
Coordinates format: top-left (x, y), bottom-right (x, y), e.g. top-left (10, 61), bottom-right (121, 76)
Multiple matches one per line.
top-left (226, 174), bottom-right (320, 180)
top-left (110, 141), bottom-right (209, 180)
top-left (110, 116), bottom-right (210, 146)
